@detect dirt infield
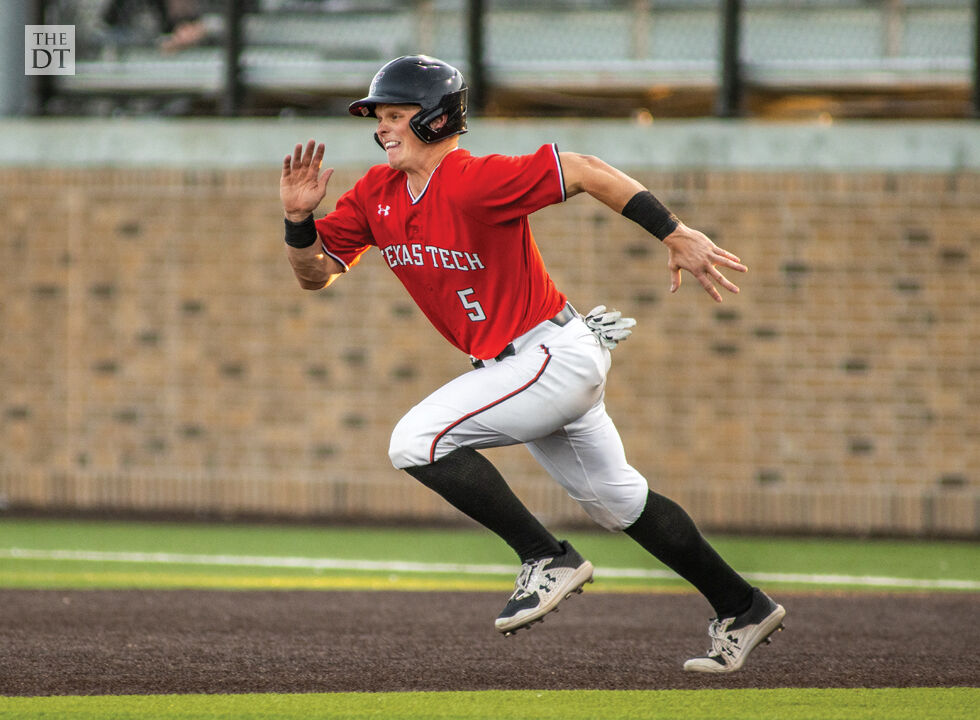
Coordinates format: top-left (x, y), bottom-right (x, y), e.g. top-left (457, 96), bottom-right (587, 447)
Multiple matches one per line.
top-left (1, 589), bottom-right (976, 695)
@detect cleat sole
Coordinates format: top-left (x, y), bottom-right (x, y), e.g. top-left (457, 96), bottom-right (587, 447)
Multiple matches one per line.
top-left (503, 616), bottom-right (544, 637)
top-left (760, 621), bottom-right (784, 644)
top-left (762, 623), bottom-right (786, 645)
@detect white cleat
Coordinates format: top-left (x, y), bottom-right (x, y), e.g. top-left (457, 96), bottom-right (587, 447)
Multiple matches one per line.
top-left (683, 589), bottom-right (786, 673)
top-left (495, 540), bottom-right (594, 636)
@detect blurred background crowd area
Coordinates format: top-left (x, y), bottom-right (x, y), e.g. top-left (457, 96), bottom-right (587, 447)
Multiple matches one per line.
top-left (4, 0), bottom-right (978, 120)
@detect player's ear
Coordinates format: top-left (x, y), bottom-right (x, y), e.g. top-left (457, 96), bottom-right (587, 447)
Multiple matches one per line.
top-left (427, 113), bottom-right (448, 131)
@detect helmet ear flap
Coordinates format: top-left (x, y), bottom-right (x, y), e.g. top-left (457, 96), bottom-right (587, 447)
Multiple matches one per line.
top-left (409, 106), bottom-right (446, 143)
top-left (409, 88), bottom-right (468, 144)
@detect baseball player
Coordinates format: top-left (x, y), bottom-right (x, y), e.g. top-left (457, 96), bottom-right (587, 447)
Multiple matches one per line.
top-left (279, 55), bottom-right (785, 672)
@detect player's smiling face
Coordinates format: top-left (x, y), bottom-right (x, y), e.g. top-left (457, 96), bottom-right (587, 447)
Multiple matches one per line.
top-left (375, 104), bottom-right (425, 171)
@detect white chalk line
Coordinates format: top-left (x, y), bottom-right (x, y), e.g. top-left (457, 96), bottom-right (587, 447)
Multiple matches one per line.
top-left (1, 547), bottom-right (978, 591)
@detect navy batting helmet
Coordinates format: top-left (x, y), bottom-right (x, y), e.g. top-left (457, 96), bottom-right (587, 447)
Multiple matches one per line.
top-left (349, 55), bottom-right (468, 145)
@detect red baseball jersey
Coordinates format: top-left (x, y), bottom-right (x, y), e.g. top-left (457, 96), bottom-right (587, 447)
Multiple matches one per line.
top-left (315, 143), bottom-right (568, 360)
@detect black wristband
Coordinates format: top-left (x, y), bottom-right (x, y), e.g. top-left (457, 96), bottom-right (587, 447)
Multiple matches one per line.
top-left (621, 190), bottom-right (679, 241)
top-left (284, 214), bottom-right (317, 248)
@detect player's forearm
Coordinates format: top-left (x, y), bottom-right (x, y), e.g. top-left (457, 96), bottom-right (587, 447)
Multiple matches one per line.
top-left (558, 152), bottom-right (645, 212)
top-left (281, 213), bottom-right (342, 290)
top-left (559, 152), bottom-right (679, 242)
top-left (286, 243), bottom-right (340, 290)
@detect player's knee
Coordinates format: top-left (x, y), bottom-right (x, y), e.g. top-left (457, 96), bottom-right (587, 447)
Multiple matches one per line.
top-left (616, 483), bottom-right (653, 530)
top-left (578, 478), bottom-right (649, 531)
top-left (387, 425), bottom-right (416, 469)
top-left (388, 416), bottom-right (430, 469)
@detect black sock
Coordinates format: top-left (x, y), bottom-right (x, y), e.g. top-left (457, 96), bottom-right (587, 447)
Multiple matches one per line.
top-left (405, 447), bottom-right (563, 563)
top-left (625, 489), bottom-right (754, 618)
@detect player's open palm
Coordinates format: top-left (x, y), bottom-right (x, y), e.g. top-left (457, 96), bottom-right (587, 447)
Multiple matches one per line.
top-left (663, 223), bottom-right (747, 303)
top-left (281, 140), bottom-right (333, 221)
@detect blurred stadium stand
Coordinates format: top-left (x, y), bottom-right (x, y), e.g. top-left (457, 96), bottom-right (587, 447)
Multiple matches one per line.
top-left (16, 0), bottom-right (980, 119)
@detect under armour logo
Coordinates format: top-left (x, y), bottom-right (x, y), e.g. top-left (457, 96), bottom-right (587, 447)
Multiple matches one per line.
top-left (377, 204), bottom-right (391, 217)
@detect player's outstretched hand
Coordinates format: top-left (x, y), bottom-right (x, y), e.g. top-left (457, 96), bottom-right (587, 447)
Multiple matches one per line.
top-left (280, 140), bottom-right (333, 222)
top-left (662, 223), bottom-right (747, 303)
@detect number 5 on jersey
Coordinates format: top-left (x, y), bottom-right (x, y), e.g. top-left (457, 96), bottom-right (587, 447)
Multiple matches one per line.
top-left (457, 288), bottom-right (487, 322)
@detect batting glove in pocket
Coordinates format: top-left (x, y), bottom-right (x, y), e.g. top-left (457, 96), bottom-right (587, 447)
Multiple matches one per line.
top-left (584, 305), bottom-right (636, 350)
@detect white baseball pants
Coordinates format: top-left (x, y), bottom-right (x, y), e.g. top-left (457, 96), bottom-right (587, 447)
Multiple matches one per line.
top-left (388, 314), bottom-right (650, 530)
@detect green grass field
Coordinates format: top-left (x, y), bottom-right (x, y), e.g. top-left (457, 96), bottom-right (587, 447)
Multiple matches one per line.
top-left (1, 518), bottom-right (977, 719)
top-left (1, 688), bottom-right (976, 720)
top-left (2, 518), bottom-right (977, 593)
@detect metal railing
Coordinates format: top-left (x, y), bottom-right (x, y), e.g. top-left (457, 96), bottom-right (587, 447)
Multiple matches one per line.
top-left (13, 0), bottom-right (980, 117)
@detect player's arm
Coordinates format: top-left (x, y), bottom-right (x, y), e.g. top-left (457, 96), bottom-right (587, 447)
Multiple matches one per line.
top-left (280, 140), bottom-right (344, 290)
top-left (285, 241), bottom-right (343, 290)
top-left (558, 151), bottom-right (747, 303)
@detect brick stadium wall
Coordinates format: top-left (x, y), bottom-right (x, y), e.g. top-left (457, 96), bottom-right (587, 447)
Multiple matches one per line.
top-left (1, 156), bottom-right (977, 536)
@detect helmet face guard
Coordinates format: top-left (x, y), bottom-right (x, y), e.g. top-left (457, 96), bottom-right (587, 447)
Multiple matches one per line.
top-left (349, 55), bottom-right (468, 148)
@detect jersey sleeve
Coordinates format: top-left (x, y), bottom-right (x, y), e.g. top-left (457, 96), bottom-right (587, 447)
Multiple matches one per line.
top-left (314, 183), bottom-right (374, 272)
top-left (451, 143), bottom-right (566, 225)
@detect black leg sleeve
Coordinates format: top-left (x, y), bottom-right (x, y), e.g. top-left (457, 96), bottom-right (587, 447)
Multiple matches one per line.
top-left (625, 489), bottom-right (754, 619)
top-left (405, 447), bottom-right (564, 563)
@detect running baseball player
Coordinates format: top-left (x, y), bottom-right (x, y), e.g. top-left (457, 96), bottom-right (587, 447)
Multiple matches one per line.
top-left (279, 55), bottom-right (785, 672)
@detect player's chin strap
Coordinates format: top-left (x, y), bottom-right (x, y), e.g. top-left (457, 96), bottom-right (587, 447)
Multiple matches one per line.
top-left (584, 305), bottom-right (636, 350)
